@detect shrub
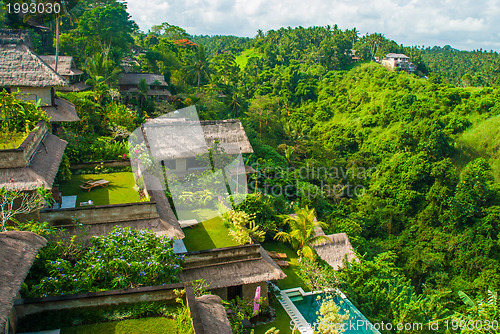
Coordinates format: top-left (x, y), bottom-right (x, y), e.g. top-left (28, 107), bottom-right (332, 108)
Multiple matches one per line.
top-left (31, 227), bottom-right (184, 296)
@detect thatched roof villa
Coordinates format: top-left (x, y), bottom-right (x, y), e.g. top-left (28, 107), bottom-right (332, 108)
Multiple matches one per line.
top-left (0, 29), bottom-right (79, 122)
top-left (39, 55), bottom-right (87, 92)
top-left (180, 244), bottom-right (286, 303)
top-left (142, 118), bottom-right (253, 176)
top-left (118, 73), bottom-right (171, 99)
top-left (0, 231), bottom-right (47, 334)
top-left (0, 122), bottom-right (67, 192)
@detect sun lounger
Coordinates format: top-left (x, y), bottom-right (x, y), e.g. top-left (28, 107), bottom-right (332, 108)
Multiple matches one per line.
top-left (267, 251), bottom-right (288, 260)
top-left (80, 179), bottom-right (110, 191)
top-left (274, 260), bottom-right (289, 268)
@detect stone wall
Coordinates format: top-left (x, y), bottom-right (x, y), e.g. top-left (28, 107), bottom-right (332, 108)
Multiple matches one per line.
top-left (40, 201), bottom-right (158, 226)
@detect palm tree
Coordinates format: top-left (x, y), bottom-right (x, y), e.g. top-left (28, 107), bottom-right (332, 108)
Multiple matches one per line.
top-left (274, 206), bottom-right (331, 259)
top-left (187, 45), bottom-right (210, 96)
top-left (84, 52), bottom-right (122, 86)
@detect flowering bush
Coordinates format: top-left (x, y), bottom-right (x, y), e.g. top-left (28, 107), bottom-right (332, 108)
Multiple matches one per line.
top-left (32, 227), bottom-right (184, 296)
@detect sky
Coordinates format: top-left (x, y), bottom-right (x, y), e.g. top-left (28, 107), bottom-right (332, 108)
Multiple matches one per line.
top-left (126, 0), bottom-right (500, 51)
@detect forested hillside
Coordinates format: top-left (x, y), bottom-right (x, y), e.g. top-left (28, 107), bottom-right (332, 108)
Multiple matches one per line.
top-left (423, 46), bottom-right (500, 86)
top-left (3, 1), bottom-right (500, 331)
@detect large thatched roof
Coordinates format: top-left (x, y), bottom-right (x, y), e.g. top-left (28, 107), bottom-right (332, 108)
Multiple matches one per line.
top-left (0, 41), bottom-right (67, 88)
top-left (180, 246), bottom-right (286, 290)
top-left (39, 55), bottom-right (84, 76)
top-left (195, 294), bottom-right (232, 334)
top-left (0, 133), bottom-right (67, 191)
top-left (41, 97), bottom-right (80, 122)
top-left (313, 232), bottom-right (358, 270)
top-left (119, 73), bottom-right (168, 86)
top-left (143, 119), bottom-right (253, 160)
top-left (0, 231), bottom-right (47, 333)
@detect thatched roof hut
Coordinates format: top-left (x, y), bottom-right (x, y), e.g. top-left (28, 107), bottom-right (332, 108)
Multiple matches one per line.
top-left (143, 119), bottom-right (253, 160)
top-left (119, 73), bottom-right (168, 86)
top-left (0, 132), bottom-right (67, 191)
top-left (0, 231), bottom-right (47, 333)
top-left (39, 55), bottom-right (83, 77)
top-left (312, 232), bottom-right (358, 270)
top-left (195, 294), bottom-right (232, 334)
top-left (180, 246), bottom-right (286, 290)
top-left (0, 41), bottom-right (67, 88)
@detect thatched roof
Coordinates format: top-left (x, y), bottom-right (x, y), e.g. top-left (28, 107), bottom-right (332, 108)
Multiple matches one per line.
top-left (0, 41), bottom-right (67, 88)
top-left (313, 232), bottom-right (358, 270)
top-left (143, 119), bottom-right (253, 160)
top-left (0, 133), bottom-right (67, 191)
top-left (39, 55), bottom-right (84, 76)
top-left (41, 97), bottom-right (80, 122)
top-left (0, 231), bottom-right (47, 333)
top-left (195, 295), bottom-right (232, 334)
top-left (0, 29), bottom-right (31, 47)
top-left (119, 73), bottom-right (168, 86)
top-left (56, 217), bottom-right (184, 241)
top-left (180, 246), bottom-right (286, 290)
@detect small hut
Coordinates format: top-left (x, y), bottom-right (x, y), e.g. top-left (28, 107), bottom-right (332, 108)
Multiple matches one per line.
top-left (143, 118), bottom-right (253, 176)
top-left (39, 55), bottom-right (86, 92)
top-left (312, 231), bottom-right (358, 270)
top-left (0, 231), bottom-right (47, 333)
top-left (180, 245), bottom-right (286, 303)
top-left (118, 73), bottom-right (171, 100)
top-left (0, 29), bottom-right (79, 122)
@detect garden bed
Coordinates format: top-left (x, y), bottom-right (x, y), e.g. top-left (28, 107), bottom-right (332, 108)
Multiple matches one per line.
top-left (58, 172), bottom-right (142, 206)
top-left (0, 131), bottom-right (28, 149)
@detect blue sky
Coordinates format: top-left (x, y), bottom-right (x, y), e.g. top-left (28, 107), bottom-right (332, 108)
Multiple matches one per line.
top-left (126, 0), bottom-right (500, 51)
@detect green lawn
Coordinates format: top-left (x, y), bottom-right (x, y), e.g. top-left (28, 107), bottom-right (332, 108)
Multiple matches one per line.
top-left (58, 172), bottom-right (141, 206)
top-left (0, 131), bottom-right (28, 149)
top-left (182, 214), bottom-right (238, 251)
top-left (61, 317), bottom-right (177, 334)
top-left (261, 242), bottom-right (309, 291)
top-left (235, 48), bottom-right (262, 69)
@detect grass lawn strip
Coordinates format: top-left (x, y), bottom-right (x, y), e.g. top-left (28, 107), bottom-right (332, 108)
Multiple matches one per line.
top-left (61, 316), bottom-right (177, 334)
top-left (58, 172), bottom-right (141, 206)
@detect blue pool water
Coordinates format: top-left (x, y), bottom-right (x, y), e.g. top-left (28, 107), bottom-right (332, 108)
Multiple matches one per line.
top-left (290, 292), bottom-right (379, 334)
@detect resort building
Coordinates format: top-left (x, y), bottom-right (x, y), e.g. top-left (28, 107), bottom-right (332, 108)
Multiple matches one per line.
top-left (0, 29), bottom-right (80, 122)
top-left (381, 53), bottom-right (415, 72)
top-left (143, 118), bottom-right (253, 177)
top-left (39, 55), bottom-right (87, 92)
top-left (118, 73), bottom-right (171, 100)
top-left (0, 231), bottom-right (47, 334)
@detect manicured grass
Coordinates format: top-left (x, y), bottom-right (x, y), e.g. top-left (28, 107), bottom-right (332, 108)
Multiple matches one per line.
top-left (61, 317), bottom-right (177, 334)
top-left (0, 131), bottom-right (28, 149)
top-left (182, 215), bottom-right (238, 251)
top-left (58, 172), bottom-right (141, 206)
top-left (235, 48), bottom-right (262, 69)
top-left (261, 242), bottom-right (309, 291)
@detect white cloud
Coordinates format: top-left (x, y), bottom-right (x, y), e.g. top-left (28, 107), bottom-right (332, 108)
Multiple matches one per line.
top-left (126, 0), bottom-right (500, 50)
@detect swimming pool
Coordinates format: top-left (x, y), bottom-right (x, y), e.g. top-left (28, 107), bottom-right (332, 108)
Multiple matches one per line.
top-left (282, 288), bottom-right (380, 334)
